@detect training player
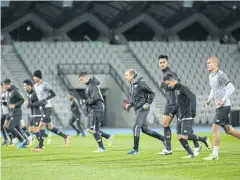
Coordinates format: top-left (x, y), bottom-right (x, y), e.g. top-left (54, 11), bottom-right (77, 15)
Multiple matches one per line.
top-left (79, 72), bottom-right (114, 152)
top-left (163, 73), bottom-right (211, 158)
top-left (3, 79), bottom-right (28, 148)
top-left (158, 55), bottom-right (202, 156)
top-left (68, 91), bottom-right (85, 136)
top-left (124, 69), bottom-right (166, 155)
top-left (203, 57), bottom-right (240, 160)
top-left (31, 70), bottom-right (71, 152)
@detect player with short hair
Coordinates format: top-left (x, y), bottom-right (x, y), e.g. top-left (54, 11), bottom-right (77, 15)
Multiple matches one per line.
top-left (203, 57), bottom-right (240, 160)
top-left (124, 69), bottom-right (166, 155)
top-left (163, 73), bottom-right (211, 158)
top-left (31, 70), bottom-right (71, 152)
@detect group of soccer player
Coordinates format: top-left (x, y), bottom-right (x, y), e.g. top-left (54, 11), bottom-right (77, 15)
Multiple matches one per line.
top-left (1, 55), bottom-right (240, 160)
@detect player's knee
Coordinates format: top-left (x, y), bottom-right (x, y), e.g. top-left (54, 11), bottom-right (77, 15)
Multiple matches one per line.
top-left (177, 134), bottom-right (182, 139)
top-left (224, 124), bottom-right (233, 135)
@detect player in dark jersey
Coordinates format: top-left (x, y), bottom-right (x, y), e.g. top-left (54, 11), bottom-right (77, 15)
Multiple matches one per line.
top-left (158, 55), bottom-right (202, 156)
top-left (68, 92), bottom-right (85, 136)
top-left (163, 73), bottom-right (211, 158)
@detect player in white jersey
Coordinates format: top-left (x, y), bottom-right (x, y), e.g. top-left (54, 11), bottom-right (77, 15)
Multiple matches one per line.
top-left (203, 57), bottom-right (240, 161)
top-left (31, 70), bottom-right (71, 152)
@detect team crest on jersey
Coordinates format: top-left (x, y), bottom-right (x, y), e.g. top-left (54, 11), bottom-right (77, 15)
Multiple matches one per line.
top-left (176, 90), bottom-right (180, 95)
top-left (134, 84), bottom-right (138, 88)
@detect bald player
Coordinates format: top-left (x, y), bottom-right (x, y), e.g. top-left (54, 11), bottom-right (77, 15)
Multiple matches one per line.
top-left (203, 56), bottom-right (240, 161)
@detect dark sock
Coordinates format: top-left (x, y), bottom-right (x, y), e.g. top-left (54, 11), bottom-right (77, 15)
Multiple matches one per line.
top-left (179, 139), bottom-right (194, 155)
top-left (133, 136), bottom-right (140, 151)
top-left (99, 130), bottom-right (110, 139)
top-left (39, 130), bottom-right (45, 148)
top-left (93, 132), bottom-right (104, 149)
top-left (10, 128), bottom-right (24, 142)
top-left (22, 126), bottom-right (31, 137)
top-left (34, 132), bottom-right (40, 143)
top-left (51, 127), bottom-right (67, 139)
top-left (192, 140), bottom-right (200, 148)
top-left (77, 121), bottom-right (85, 136)
top-left (1, 126), bottom-right (8, 141)
top-left (188, 134), bottom-right (205, 142)
top-left (164, 126), bottom-right (172, 151)
top-left (70, 123), bottom-right (80, 134)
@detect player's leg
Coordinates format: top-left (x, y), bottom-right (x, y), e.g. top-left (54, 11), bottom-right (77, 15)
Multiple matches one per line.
top-left (177, 120), bottom-right (194, 158)
top-left (69, 115), bottom-right (80, 135)
top-left (76, 116), bottom-right (85, 136)
top-left (99, 129), bottom-right (114, 147)
top-left (224, 124), bottom-right (240, 139)
top-left (88, 111), bottom-right (106, 152)
top-left (20, 119), bottom-right (32, 140)
top-left (1, 115), bottom-right (9, 144)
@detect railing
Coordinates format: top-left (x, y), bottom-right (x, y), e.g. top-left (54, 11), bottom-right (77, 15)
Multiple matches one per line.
top-left (57, 63), bottom-right (129, 96)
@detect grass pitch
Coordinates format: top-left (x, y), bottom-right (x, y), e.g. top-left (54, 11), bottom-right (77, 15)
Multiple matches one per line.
top-left (1, 133), bottom-right (240, 180)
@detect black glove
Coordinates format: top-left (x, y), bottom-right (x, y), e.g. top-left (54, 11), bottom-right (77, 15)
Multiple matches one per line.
top-left (2, 101), bottom-right (7, 106)
top-left (37, 99), bottom-right (47, 107)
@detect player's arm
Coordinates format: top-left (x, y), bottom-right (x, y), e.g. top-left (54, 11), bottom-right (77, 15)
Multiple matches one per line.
top-left (139, 80), bottom-right (155, 105)
top-left (73, 98), bottom-right (81, 111)
top-left (28, 94), bottom-right (40, 107)
top-left (86, 85), bottom-right (99, 105)
top-left (219, 73), bottom-right (235, 102)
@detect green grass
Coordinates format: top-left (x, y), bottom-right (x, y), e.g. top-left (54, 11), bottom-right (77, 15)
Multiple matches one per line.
top-left (1, 133), bottom-right (240, 180)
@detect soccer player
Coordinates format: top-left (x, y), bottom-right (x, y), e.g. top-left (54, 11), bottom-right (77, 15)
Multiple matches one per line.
top-left (158, 55), bottom-right (202, 156)
top-left (31, 70), bottom-right (71, 152)
top-left (1, 82), bottom-right (9, 145)
top-left (68, 92), bottom-right (85, 136)
top-left (79, 72), bottom-right (113, 152)
top-left (163, 73), bottom-right (211, 158)
top-left (3, 79), bottom-right (28, 148)
top-left (203, 57), bottom-right (240, 160)
top-left (124, 69), bottom-right (166, 155)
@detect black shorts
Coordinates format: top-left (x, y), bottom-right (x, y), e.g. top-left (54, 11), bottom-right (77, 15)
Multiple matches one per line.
top-left (176, 119), bottom-right (193, 135)
top-left (7, 114), bottom-right (21, 130)
top-left (164, 105), bottom-right (178, 117)
top-left (41, 107), bottom-right (52, 124)
top-left (88, 111), bottom-right (104, 132)
top-left (213, 106), bottom-right (231, 127)
top-left (30, 117), bottom-right (41, 126)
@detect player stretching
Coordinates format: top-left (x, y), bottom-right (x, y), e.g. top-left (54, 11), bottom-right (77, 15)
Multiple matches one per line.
top-left (31, 70), bottom-right (71, 152)
top-left (203, 57), bottom-right (240, 160)
top-left (163, 73), bottom-right (211, 158)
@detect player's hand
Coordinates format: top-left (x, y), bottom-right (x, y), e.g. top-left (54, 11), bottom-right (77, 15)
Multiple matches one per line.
top-left (159, 82), bottom-right (163, 88)
top-left (82, 100), bottom-right (87, 104)
top-left (204, 100), bottom-right (210, 106)
top-left (143, 103), bottom-right (150, 110)
top-left (24, 100), bottom-right (29, 106)
top-left (125, 104), bottom-right (130, 111)
top-left (38, 99), bottom-right (47, 106)
top-left (9, 104), bottom-right (15, 110)
top-left (217, 99), bottom-right (224, 107)
top-left (3, 120), bottom-right (8, 128)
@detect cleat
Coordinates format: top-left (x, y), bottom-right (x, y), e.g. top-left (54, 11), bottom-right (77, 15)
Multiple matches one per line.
top-left (108, 134), bottom-right (114, 147)
top-left (181, 154), bottom-right (195, 159)
top-left (158, 149), bottom-right (173, 155)
top-left (127, 149), bottom-right (139, 155)
top-left (203, 154), bottom-right (219, 161)
top-left (65, 135), bottom-right (71, 148)
top-left (17, 141), bottom-right (27, 149)
top-left (1, 141), bottom-right (9, 146)
top-left (31, 146), bottom-right (43, 152)
top-left (194, 145), bottom-right (202, 157)
top-left (93, 147), bottom-right (106, 153)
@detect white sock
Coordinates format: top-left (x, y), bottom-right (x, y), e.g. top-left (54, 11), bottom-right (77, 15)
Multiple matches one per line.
top-left (212, 146), bottom-right (219, 157)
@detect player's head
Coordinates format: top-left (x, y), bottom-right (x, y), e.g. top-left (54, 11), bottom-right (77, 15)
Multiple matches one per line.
top-left (125, 69), bottom-right (137, 84)
top-left (3, 78), bottom-right (12, 90)
top-left (79, 72), bottom-right (89, 85)
top-left (68, 91), bottom-right (73, 100)
top-left (0, 82), bottom-right (4, 93)
top-left (33, 70), bottom-right (42, 83)
top-left (159, 55), bottom-right (169, 70)
top-left (163, 73), bottom-right (178, 87)
top-left (23, 79), bottom-right (33, 92)
top-left (207, 56), bottom-right (220, 72)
